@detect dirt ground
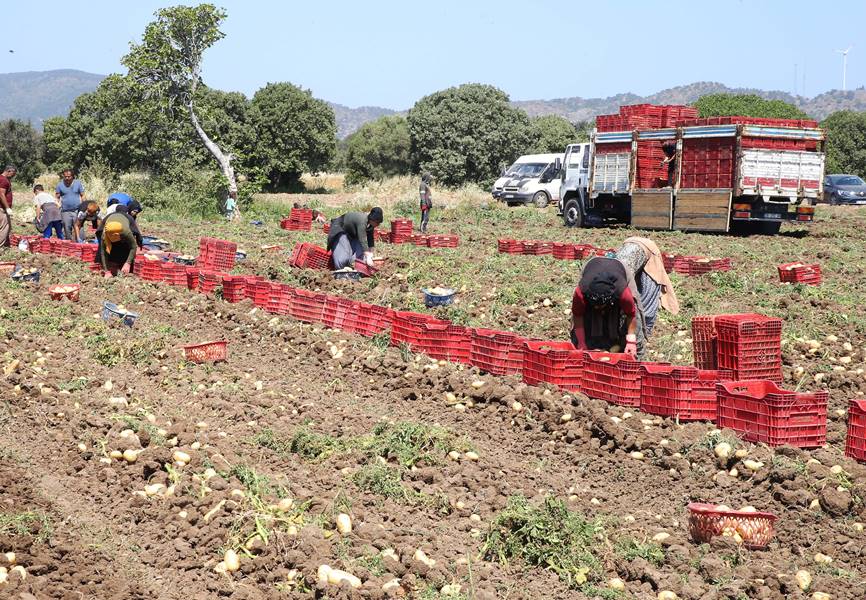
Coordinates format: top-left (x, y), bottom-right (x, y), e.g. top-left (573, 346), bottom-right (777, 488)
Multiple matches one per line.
top-left (1, 204), bottom-right (865, 600)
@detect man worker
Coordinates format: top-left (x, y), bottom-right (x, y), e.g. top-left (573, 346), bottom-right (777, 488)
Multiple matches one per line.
top-left (0, 165), bottom-right (16, 247)
top-left (104, 192), bottom-right (132, 215)
top-left (326, 207), bottom-right (383, 270)
top-left (72, 200), bottom-right (103, 242)
top-left (419, 173), bottom-right (433, 233)
top-left (33, 184), bottom-right (63, 239)
top-left (55, 169), bottom-right (86, 240)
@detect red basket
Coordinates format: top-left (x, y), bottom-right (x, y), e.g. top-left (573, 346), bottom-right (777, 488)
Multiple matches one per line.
top-left (289, 242), bottom-right (331, 270)
top-left (640, 365), bottom-right (733, 422)
top-left (323, 296), bottom-right (359, 331)
top-left (551, 243), bottom-right (577, 260)
top-left (290, 288), bottom-right (326, 323)
top-left (353, 303), bottom-right (393, 337)
top-left (185, 267), bottom-right (202, 291)
top-left (778, 262), bottom-right (822, 285)
top-left (182, 340), bottom-right (228, 363)
top-left (47, 284), bottom-right (80, 302)
top-left (522, 341), bottom-right (584, 392)
top-left (197, 237), bottom-right (237, 271)
top-left (221, 275), bottom-right (248, 302)
top-left (717, 380), bottom-right (827, 448)
top-left (687, 503), bottom-right (777, 550)
top-left (581, 352), bottom-right (642, 406)
top-left (426, 234), bottom-right (459, 248)
top-left (845, 399), bottom-right (866, 462)
top-left (469, 328), bottom-right (526, 376)
top-left (691, 315), bottom-right (717, 370)
top-left (497, 239), bottom-right (523, 254)
top-left (715, 314), bottom-right (782, 383)
top-left (409, 233), bottom-right (429, 246)
top-left (198, 270), bottom-right (223, 294)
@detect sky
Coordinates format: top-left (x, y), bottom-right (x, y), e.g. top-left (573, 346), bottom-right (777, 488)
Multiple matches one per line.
top-left (2, 0), bottom-right (864, 110)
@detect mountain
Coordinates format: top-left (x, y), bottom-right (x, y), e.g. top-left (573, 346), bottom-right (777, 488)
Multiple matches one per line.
top-left (0, 69), bottom-right (105, 127)
top-left (513, 81), bottom-right (866, 122)
top-left (328, 102), bottom-right (398, 138)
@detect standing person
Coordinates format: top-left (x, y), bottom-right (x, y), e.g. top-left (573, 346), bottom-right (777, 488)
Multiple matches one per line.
top-left (55, 169), bottom-right (86, 240)
top-left (326, 207), bottom-right (383, 270)
top-left (0, 165), bottom-right (16, 247)
top-left (95, 212), bottom-right (139, 278)
top-left (661, 141), bottom-right (677, 187)
top-left (33, 184), bottom-right (63, 239)
top-left (570, 236), bottom-right (678, 359)
top-left (419, 173), bottom-right (433, 233)
top-left (72, 201), bottom-right (103, 242)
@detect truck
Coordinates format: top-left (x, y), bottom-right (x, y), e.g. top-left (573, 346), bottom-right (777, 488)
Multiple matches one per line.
top-left (557, 109), bottom-right (825, 234)
top-left (491, 153), bottom-right (564, 208)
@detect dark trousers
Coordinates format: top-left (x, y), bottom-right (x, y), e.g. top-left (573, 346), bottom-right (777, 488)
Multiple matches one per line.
top-left (420, 209), bottom-right (430, 233)
top-left (43, 221), bottom-right (64, 239)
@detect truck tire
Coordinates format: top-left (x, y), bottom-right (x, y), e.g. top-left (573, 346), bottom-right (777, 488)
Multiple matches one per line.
top-left (532, 191), bottom-right (549, 208)
top-left (563, 198), bottom-right (584, 228)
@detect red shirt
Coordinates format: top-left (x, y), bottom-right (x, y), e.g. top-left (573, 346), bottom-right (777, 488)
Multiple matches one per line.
top-left (571, 286), bottom-right (636, 320)
top-left (571, 286), bottom-right (637, 349)
top-left (0, 175), bottom-right (12, 207)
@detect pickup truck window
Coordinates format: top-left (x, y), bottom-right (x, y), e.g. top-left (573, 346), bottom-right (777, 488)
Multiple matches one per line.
top-left (582, 148), bottom-right (590, 169)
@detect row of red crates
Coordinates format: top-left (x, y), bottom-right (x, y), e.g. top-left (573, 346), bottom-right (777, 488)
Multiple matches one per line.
top-left (597, 104), bottom-right (699, 132)
top-left (497, 239), bottom-right (614, 259)
top-left (280, 208), bottom-right (314, 231)
top-left (778, 262), bottom-right (822, 285)
top-left (19, 237), bottom-right (98, 261)
top-left (676, 116), bottom-right (818, 128)
top-left (662, 254), bottom-right (732, 276)
top-left (321, 221), bottom-right (459, 247)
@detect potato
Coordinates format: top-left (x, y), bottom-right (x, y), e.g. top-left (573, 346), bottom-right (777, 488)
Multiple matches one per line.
top-left (223, 549), bottom-right (240, 572)
top-left (796, 570), bottom-right (812, 591)
top-left (336, 513), bottom-right (352, 534)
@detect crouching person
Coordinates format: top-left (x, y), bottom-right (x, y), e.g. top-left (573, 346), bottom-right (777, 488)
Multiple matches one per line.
top-left (327, 207), bottom-right (383, 270)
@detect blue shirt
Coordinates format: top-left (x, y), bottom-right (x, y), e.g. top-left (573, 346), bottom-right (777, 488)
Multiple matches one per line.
top-left (55, 180), bottom-right (85, 212)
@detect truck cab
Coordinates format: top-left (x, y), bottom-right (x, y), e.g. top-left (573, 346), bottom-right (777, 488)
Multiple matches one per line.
top-left (557, 143), bottom-right (592, 225)
top-left (491, 153), bottom-right (563, 208)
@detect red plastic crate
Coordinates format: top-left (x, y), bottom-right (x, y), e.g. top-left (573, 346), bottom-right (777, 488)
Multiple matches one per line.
top-left (289, 242), bottom-right (332, 270)
top-left (390, 219), bottom-right (413, 243)
top-left (691, 315), bottom-right (721, 370)
top-left (390, 311), bottom-right (445, 347)
top-left (778, 262), bottom-right (822, 285)
top-left (289, 288), bottom-right (326, 322)
top-left (161, 262), bottom-right (188, 287)
top-left (198, 270), bottom-right (223, 294)
top-left (267, 283), bottom-right (294, 315)
top-left (375, 229), bottom-right (391, 243)
top-left (498, 239), bottom-right (523, 254)
top-left (183, 340), bottom-right (228, 363)
top-left (323, 296), bottom-right (359, 331)
top-left (715, 314), bottom-right (783, 383)
top-left (640, 365), bottom-right (733, 422)
top-left (581, 352), bottom-right (642, 406)
top-left (522, 240), bottom-right (554, 256)
top-left (409, 233), bottom-right (429, 246)
top-left (250, 280), bottom-right (273, 310)
top-left (243, 275), bottom-right (264, 300)
top-left (221, 275), bottom-right (247, 302)
top-left (137, 258), bottom-right (164, 282)
top-left (197, 237), bottom-right (237, 271)
top-left (427, 234), bottom-right (459, 248)
top-left (717, 380), bottom-right (827, 448)
top-left (845, 399), bottom-right (866, 462)
top-left (522, 341), bottom-right (584, 392)
top-left (469, 328), bottom-right (526, 376)
top-left (354, 303), bottom-right (393, 337)
top-left (552, 243), bottom-right (577, 260)
top-left (404, 319), bottom-right (472, 364)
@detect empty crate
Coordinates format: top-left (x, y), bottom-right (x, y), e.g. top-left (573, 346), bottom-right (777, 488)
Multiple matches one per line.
top-left (715, 314), bottom-right (783, 383)
top-left (470, 328), bottom-right (526, 376)
top-left (846, 399), bottom-right (866, 462)
top-left (580, 352), bottom-right (642, 407)
top-left (522, 341), bottom-right (584, 392)
top-left (640, 365), bottom-right (733, 422)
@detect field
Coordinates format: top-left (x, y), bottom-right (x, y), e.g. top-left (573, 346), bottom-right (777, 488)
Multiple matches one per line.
top-left (1, 195), bottom-right (865, 600)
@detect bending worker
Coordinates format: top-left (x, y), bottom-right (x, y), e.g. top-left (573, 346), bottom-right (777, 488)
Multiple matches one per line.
top-left (326, 207), bottom-right (383, 270)
top-left (95, 211), bottom-right (142, 278)
top-left (570, 237), bottom-right (678, 359)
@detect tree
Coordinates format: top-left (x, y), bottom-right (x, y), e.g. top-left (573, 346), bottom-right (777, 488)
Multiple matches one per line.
top-left (344, 115), bottom-right (411, 185)
top-left (0, 120), bottom-right (44, 182)
top-left (122, 4), bottom-right (240, 198)
top-left (694, 94), bottom-right (808, 119)
top-left (407, 83), bottom-right (532, 187)
top-left (528, 115), bottom-right (577, 154)
top-left (821, 111), bottom-right (866, 176)
top-left (250, 82), bottom-right (336, 189)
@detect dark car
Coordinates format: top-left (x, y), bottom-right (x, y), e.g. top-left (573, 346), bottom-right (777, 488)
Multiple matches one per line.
top-left (824, 174), bottom-right (866, 205)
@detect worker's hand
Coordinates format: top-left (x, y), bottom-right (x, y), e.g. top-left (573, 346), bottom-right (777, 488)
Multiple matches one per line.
top-left (102, 271), bottom-right (113, 279)
top-left (363, 252), bottom-right (374, 267)
top-left (4, 208), bottom-right (11, 216)
top-left (624, 341), bottom-right (637, 356)
top-left (120, 263), bottom-right (131, 275)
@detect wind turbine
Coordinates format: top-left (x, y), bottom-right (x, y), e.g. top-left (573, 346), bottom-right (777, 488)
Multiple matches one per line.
top-left (837, 46), bottom-right (853, 91)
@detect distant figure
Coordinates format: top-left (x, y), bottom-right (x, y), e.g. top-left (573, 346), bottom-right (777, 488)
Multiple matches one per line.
top-left (0, 165), bottom-right (17, 247)
top-left (419, 173), bottom-right (433, 233)
top-left (224, 191), bottom-right (238, 221)
top-left (55, 169), bottom-right (86, 239)
top-left (661, 141), bottom-right (677, 187)
top-left (33, 184), bottom-right (63, 239)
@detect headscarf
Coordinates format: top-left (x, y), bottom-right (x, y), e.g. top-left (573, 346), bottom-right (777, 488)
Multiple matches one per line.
top-left (368, 207), bottom-right (383, 225)
top-left (579, 257), bottom-right (628, 307)
top-left (104, 220), bottom-right (123, 254)
top-left (127, 200), bottom-right (143, 216)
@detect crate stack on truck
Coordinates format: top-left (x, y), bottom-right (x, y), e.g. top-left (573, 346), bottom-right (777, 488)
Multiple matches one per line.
top-left (560, 103), bottom-right (825, 234)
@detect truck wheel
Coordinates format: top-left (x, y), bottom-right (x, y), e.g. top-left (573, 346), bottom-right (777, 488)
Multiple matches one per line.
top-left (532, 191), bottom-right (549, 208)
top-left (563, 199), bottom-right (584, 227)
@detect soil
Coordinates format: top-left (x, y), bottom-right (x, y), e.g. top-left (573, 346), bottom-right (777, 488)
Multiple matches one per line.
top-left (1, 206), bottom-right (865, 600)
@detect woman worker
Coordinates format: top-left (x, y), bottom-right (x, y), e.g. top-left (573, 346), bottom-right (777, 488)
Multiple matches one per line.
top-left (570, 237), bottom-right (679, 359)
top-left (95, 211), bottom-right (141, 278)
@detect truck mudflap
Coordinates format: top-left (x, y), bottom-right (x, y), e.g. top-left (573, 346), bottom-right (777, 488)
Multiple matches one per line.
top-left (631, 190), bottom-right (672, 230)
top-left (673, 190), bottom-right (732, 232)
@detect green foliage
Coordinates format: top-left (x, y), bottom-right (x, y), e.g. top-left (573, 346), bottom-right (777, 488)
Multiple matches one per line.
top-left (361, 421), bottom-right (461, 467)
top-left (0, 511), bottom-right (53, 542)
top-left (250, 82), bottom-right (337, 189)
top-left (352, 463), bottom-right (418, 504)
top-left (694, 94), bottom-right (808, 119)
top-left (615, 538), bottom-right (665, 566)
top-left (408, 83), bottom-right (532, 187)
top-left (0, 119), bottom-right (44, 182)
top-left (261, 423), bottom-right (346, 461)
top-left (821, 111), bottom-right (866, 176)
top-left (344, 115), bottom-right (411, 185)
top-left (481, 495), bottom-right (604, 588)
top-left (528, 115), bottom-right (577, 153)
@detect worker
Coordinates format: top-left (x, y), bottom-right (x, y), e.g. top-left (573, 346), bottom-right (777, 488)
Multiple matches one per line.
top-left (419, 173), bottom-right (433, 233)
top-left (95, 211), bottom-right (141, 278)
top-left (104, 192), bottom-right (132, 215)
top-left (570, 237), bottom-right (678, 359)
top-left (661, 141), bottom-right (677, 187)
top-left (72, 200), bottom-right (102, 242)
top-left (326, 207), bottom-right (383, 270)
top-left (33, 184), bottom-right (63, 239)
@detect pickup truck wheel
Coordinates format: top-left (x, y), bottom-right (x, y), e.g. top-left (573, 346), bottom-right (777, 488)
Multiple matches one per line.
top-left (532, 191), bottom-right (549, 208)
top-left (563, 199), bottom-right (584, 227)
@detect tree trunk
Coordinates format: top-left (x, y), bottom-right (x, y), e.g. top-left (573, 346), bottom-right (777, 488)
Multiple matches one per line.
top-left (187, 101), bottom-right (239, 210)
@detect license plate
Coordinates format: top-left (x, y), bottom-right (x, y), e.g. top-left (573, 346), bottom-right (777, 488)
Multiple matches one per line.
top-left (505, 194), bottom-right (514, 198)
top-left (764, 213), bottom-right (781, 219)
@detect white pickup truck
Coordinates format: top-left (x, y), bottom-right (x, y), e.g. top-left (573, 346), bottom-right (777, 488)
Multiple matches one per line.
top-left (491, 153), bottom-right (563, 208)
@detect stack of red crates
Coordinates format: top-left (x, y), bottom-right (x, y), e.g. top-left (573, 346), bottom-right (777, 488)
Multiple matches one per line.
top-left (289, 242), bottom-right (331, 270)
top-left (597, 104), bottom-right (695, 132)
top-left (661, 105), bottom-right (698, 127)
top-left (715, 314), bottom-right (783, 383)
top-left (521, 240), bottom-right (554, 256)
top-left (635, 140), bottom-right (669, 188)
top-left (185, 267), bottom-right (201, 291)
top-left (161, 262), bottom-right (188, 287)
top-left (79, 244), bottom-right (98, 263)
top-left (198, 237), bottom-right (237, 271)
top-left (390, 219), bottom-right (413, 243)
top-left (717, 380), bottom-right (827, 448)
top-left (198, 270), bottom-right (223, 294)
top-left (409, 233), bottom-right (429, 246)
top-left (469, 328), bottom-right (526, 376)
top-left (289, 288), bottom-right (326, 322)
top-left (221, 275), bottom-right (248, 302)
top-left (680, 138), bottom-right (735, 189)
top-left (778, 262), bottom-right (822, 285)
top-left (243, 275), bottom-right (264, 300)
top-left (674, 256), bottom-right (732, 276)
top-left (281, 208), bottom-right (313, 231)
top-left (552, 243), bottom-right (577, 260)
top-left (522, 341), bottom-right (584, 392)
top-left (498, 239), bottom-right (523, 254)
top-left (137, 258), bottom-right (164, 281)
top-left (640, 365), bottom-right (733, 422)
top-left (581, 352), bottom-right (643, 407)
top-left (846, 399), bottom-right (866, 462)
top-left (427, 234), bottom-right (459, 248)
top-left (249, 280), bottom-right (272, 310)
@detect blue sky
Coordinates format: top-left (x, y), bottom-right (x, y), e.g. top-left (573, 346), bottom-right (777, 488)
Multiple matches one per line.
top-left (4, 0), bottom-right (864, 109)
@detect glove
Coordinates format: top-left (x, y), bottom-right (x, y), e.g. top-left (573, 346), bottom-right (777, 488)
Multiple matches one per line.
top-left (120, 263), bottom-right (131, 275)
top-left (4, 208), bottom-right (11, 216)
top-left (103, 271), bottom-right (113, 279)
top-left (363, 252), bottom-right (374, 267)
top-left (624, 333), bottom-right (637, 356)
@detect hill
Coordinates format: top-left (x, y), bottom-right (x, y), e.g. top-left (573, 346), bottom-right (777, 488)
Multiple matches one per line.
top-left (328, 102), bottom-right (397, 138)
top-left (0, 69), bottom-right (105, 127)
